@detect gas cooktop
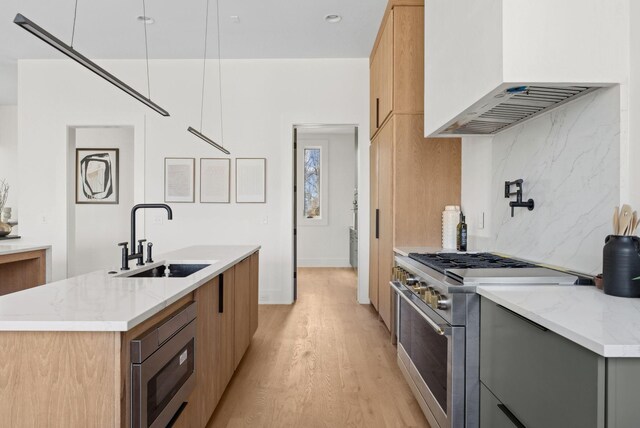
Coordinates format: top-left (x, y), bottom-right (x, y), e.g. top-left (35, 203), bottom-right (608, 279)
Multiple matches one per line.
top-left (408, 252), bottom-right (537, 274)
top-left (406, 252), bottom-right (579, 285)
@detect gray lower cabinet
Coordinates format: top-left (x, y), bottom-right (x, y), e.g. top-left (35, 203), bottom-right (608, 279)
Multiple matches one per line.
top-left (480, 383), bottom-right (522, 428)
top-left (480, 297), bottom-right (606, 428)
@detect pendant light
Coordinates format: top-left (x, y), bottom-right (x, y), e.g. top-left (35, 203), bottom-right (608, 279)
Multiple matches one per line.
top-left (188, 0), bottom-right (230, 155)
top-left (13, 0), bottom-right (169, 116)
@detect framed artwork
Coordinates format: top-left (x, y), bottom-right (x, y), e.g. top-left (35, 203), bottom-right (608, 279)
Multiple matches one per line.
top-left (76, 148), bottom-right (119, 204)
top-left (200, 158), bottom-right (231, 203)
top-left (236, 158), bottom-right (266, 203)
top-left (164, 158), bottom-right (195, 203)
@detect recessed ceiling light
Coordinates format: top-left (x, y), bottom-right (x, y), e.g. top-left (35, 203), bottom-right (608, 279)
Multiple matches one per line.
top-left (136, 16), bottom-right (155, 24)
top-left (324, 14), bottom-right (342, 23)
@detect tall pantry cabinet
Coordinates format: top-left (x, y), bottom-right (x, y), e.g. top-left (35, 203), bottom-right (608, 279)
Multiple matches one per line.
top-left (369, 0), bottom-right (461, 331)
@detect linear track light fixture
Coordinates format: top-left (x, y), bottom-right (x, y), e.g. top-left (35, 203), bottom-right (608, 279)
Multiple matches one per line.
top-left (13, 13), bottom-right (170, 116)
top-left (188, 126), bottom-right (230, 155)
top-left (187, 0), bottom-right (230, 155)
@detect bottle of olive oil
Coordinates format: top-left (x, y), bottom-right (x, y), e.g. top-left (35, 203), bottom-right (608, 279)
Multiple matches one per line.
top-left (457, 212), bottom-right (467, 252)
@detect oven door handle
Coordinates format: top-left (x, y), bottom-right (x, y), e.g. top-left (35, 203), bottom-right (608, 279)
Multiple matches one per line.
top-left (390, 281), bottom-right (449, 336)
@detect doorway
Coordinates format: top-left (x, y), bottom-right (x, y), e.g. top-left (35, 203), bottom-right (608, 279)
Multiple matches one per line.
top-left (66, 126), bottom-right (135, 276)
top-left (293, 125), bottom-right (359, 301)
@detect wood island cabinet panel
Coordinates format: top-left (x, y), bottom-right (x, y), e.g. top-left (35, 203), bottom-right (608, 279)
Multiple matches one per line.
top-left (0, 331), bottom-right (120, 427)
top-left (250, 252), bottom-right (259, 336)
top-left (0, 249), bottom-right (47, 296)
top-left (234, 256), bottom-right (252, 369)
top-left (217, 266), bottom-right (236, 398)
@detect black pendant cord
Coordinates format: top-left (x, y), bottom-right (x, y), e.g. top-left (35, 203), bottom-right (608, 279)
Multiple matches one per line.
top-left (70, 0), bottom-right (79, 48)
top-left (215, 0), bottom-right (225, 149)
top-left (199, 0), bottom-right (211, 132)
top-left (142, 0), bottom-right (151, 100)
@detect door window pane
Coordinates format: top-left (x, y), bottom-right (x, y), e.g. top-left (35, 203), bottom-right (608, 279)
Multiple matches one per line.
top-left (304, 148), bottom-right (321, 218)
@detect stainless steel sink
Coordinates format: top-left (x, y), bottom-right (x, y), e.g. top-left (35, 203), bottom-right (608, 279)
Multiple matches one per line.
top-left (126, 263), bottom-right (211, 278)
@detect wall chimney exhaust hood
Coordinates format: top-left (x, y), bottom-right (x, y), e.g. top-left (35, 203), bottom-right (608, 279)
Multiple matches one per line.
top-left (436, 84), bottom-right (607, 136)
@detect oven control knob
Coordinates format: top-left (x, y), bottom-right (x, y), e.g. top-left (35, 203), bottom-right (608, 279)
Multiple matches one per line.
top-left (436, 295), bottom-right (450, 310)
top-left (406, 277), bottom-right (420, 286)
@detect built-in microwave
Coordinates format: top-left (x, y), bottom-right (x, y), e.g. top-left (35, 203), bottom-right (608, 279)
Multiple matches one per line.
top-left (131, 301), bottom-right (197, 428)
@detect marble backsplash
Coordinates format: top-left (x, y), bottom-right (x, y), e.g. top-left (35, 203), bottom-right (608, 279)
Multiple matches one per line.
top-left (467, 86), bottom-right (620, 275)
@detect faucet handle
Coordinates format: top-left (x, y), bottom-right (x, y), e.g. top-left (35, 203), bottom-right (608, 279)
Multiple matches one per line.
top-left (138, 239), bottom-right (147, 245)
top-left (118, 242), bottom-right (130, 270)
top-left (118, 242), bottom-right (128, 248)
top-left (146, 242), bottom-right (154, 264)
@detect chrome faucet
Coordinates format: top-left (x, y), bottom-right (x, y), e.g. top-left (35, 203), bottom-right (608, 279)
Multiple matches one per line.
top-left (119, 204), bottom-right (173, 270)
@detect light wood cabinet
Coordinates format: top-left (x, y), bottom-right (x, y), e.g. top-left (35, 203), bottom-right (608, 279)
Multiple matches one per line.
top-left (370, 10), bottom-right (394, 138)
top-left (234, 256), bottom-right (252, 369)
top-left (217, 265), bottom-right (236, 397)
top-left (0, 249), bottom-right (47, 295)
top-left (250, 252), bottom-right (259, 336)
top-left (370, 2), bottom-right (425, 139)
top-left (369, 141), bottom-right (379, 310)
top-left (369, 1), bottom-right (461, 332)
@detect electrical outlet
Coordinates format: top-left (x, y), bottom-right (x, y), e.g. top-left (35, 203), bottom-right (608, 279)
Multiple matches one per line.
top-left (40, 214), bottom-right (49, 224)
top-left (153, 215), bottom-right (164, 225)
top-left (262, 216), bottom-right (268, 224)
top-left (477, 212), bottom-right (485, 230)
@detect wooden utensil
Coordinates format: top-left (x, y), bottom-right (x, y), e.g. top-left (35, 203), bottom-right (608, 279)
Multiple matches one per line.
top-left (614, 206), bottom-right (620, 234)
top-left (632, 211), bottom-right (638, 235)
top-left (619, 204), bottom-right (633, 235)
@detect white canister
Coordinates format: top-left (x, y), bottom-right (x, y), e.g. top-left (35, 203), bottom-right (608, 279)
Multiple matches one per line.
top-left (442, 205), bottom-right (461, 250)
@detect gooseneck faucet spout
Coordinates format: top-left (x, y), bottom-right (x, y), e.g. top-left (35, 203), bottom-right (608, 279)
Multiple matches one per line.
top-left (130, 203), bottom-right (173, 251)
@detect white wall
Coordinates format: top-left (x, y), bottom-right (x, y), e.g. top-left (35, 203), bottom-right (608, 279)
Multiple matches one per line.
top-left (462, 87), bottom-right (620, 274)
top-left (297, 131), bottom-right (356, 267)
top-left (17, 58), bottom-right (370, 304)
top-left (628, 0), bottom-right (640, 212)
top-left (0, 106), bottom-right (18, 216)
top-left (70, 127), bottom-right (134, 276)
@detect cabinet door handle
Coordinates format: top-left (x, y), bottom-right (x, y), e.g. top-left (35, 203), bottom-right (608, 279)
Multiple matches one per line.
top-left (376, 98), bottom-right (380, 128)
top-left (375, 209), bottom-right (380, 239)
top-left (497, 404), bottom-right (526, 428)
top-left (219, 274), bottom-right (224, 313)
top-left (497, 304), bottom-right (548, 332)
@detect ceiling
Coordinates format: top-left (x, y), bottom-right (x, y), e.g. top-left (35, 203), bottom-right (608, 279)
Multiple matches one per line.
top-left (0, 0), bottom-right (386, 104)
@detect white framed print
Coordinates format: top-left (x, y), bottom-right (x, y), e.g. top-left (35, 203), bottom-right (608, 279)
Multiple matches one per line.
top-left (236, 158), bottom-right (266, 203)
top-left (200, 158), bottom-right (231, 203)
top-left (164, 158), bottom-right (195, 203)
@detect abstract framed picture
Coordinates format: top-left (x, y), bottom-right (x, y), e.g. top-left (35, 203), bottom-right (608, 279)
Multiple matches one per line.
top-left (236, 158), bottom-right (266, 203)
top-left (165, 158), bottom-right (195, 203)
top-left (200, 158), bottom-right (231, 203)
top-left (76, 148), bottom-right (119, 204)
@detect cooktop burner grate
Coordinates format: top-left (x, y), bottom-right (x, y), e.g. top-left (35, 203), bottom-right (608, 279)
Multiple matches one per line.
top-left (408, 252), bottom-right (537, 274)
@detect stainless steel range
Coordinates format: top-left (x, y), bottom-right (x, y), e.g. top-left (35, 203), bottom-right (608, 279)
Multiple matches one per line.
top-left (391, 251), bottom-right (579, 428)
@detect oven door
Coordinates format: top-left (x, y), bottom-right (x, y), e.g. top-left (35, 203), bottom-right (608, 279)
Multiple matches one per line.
top-left (392, 282), bottom-right (465, 428)
top-left (132, 319), bottom-right (196, 428)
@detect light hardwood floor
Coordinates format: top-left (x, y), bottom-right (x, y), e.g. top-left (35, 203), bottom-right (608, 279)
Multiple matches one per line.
top-left (207, 267), bottom-right (429, 428)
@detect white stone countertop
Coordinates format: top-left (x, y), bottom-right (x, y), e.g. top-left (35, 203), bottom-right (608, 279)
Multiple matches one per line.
top-left (0, 245), bottom-right (259, 332)
top-left (0, 243), bottom-right (51, 256)
top-left (477, 285), bottom-right (640, 358)
top-left (394, 247), bottom-right (484, 257)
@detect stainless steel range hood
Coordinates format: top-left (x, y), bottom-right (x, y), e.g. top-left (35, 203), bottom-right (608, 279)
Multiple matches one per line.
top-left (435, 84), bottom-right (609, 136)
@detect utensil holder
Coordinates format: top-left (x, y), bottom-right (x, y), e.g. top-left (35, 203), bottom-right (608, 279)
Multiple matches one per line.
top-left (603, 235), bottom-right (640, 297)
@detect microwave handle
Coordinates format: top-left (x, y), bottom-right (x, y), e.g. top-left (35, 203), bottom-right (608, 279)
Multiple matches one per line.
top-left (390, 281), bottom-right (448, 336)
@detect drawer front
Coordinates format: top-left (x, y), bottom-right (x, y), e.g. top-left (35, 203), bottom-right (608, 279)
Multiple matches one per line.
top-left (481, 383), bottom-right (521, 428)
top-left (480, 297), bottom-right (605, 428)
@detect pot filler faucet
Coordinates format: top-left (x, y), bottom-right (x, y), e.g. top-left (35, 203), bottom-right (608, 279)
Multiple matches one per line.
top-left (504, 179), bottom-right (535, 217)
top-left (118, 204), bottom-right (173, 270)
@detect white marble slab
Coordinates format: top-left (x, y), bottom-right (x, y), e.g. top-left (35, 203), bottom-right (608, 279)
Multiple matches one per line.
top-left (393, 246), bottom-right (487, 257)
top-left (0, 245), bottom-right (259, 332)
top-left (477, 285), bottom-right (640, 358)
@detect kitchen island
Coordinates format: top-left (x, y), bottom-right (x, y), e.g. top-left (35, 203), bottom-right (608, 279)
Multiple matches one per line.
top-left (0, 245), bottom-right (260, 428)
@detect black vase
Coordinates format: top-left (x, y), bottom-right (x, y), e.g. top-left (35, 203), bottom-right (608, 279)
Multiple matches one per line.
top-left (603, 235), bottom-right (640, 297)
